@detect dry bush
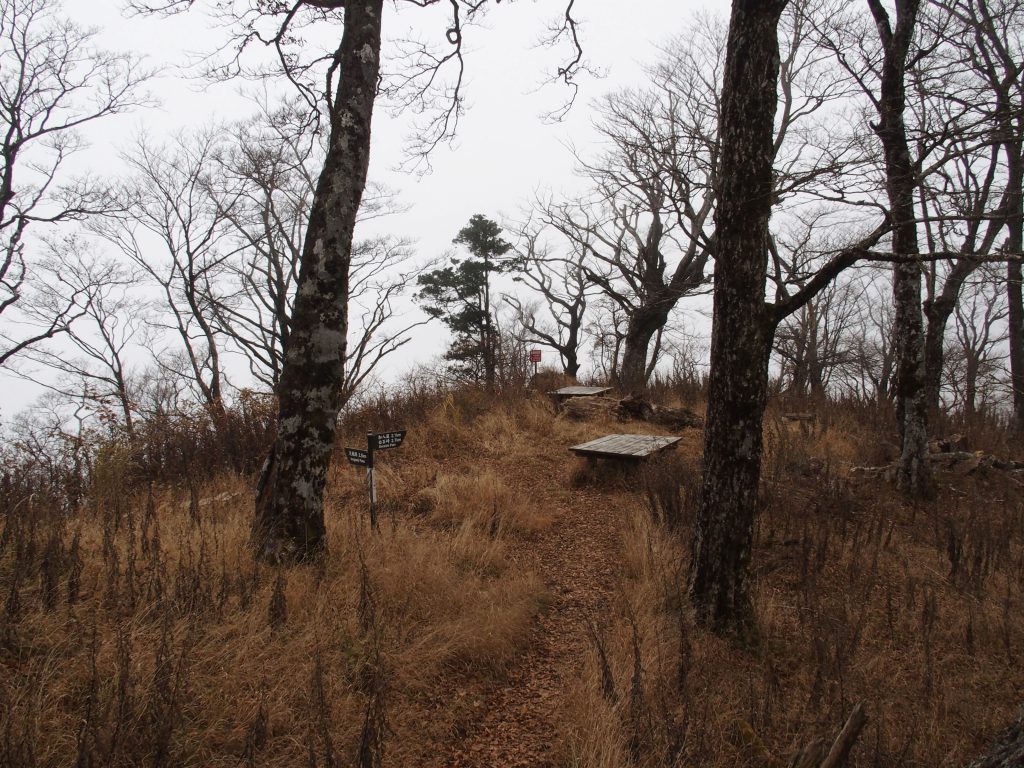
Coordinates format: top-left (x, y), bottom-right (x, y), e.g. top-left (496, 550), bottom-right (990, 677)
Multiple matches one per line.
top-left (646, 370), bottom-right (707, 410)
top-left (125, 392), bottom-right (277, 484)
top-left (531, 368), bottom-right (579, 394)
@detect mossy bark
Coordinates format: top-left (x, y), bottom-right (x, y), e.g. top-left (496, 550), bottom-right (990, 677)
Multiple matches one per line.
top-left (252, 0), bottom-right (383, 562)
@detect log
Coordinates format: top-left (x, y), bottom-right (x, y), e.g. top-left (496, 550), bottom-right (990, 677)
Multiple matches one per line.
top-left (616, 394), bottom-right (704, 429)
top-left (964, 708), bottom-right (1024, 768)
top-left (732, 702), bottom-right (867, 768)
top-left (561, 394), bottom-right (704, 430)
top-left (819, 702), bottom-right (867, 768)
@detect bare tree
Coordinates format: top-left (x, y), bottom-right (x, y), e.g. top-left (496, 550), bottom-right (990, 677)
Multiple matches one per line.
top-left (864, 0), bottom-right (932, 494)
top-left (943, 266), bottom-right (1009, 419)
top-left (342, 236), bottom-right (425, 400)
top-left (905, 1), bottom-right (1020, 418)
top-left (247, 1), bottom-right (384, 561)
top-left (504, 218), bottom-right (591, 378)
top-left (128, 0), bottom-right (589, 561)
top-left (19, 239), bottom-right (147, 437)
top-left (773, 272), bottom-right (867, 399)
top-left (97, 131), bottom-right (235, 412)
top-left (812, 0), bottom-right (932, 491)
top-left (831, 268), bottom-right (899, 404)
top-left (538, 193), bottom-right (704, 392)
top-left (689, 0), bottom-right (790, 635)
top-left (688, 0), bottom-right (893, 632)
top-left (547, 17), bottom-right (723, 392)
top-left (585, 295), bottom-right (629, 381)
top-left (0, 0), bottom-right (148, 365)
top-left (207, 101), bottom-right (424, 396)
top-left (541, 2), bottom-right (863, 394)
top-left (930, 0), bottom-right (1024, 435)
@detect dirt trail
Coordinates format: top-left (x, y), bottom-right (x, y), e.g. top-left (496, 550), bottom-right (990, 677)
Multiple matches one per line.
top-left (440, 479), bottom-right (624, 767)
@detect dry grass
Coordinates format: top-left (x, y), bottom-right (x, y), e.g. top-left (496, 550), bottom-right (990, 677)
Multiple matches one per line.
top-left (0, 392), bottom-right (558, 767)
top-left (559, 403), bottom-right (1024, 768)
top-left (5, 386), bottom-right (1023, 767)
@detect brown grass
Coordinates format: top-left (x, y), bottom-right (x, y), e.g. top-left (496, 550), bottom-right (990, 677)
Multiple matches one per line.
top-left (559, 400), bottom-right (1024, 768)
top-left (0, 392), bottom-right (558, 767)
top-left (4, 388), bottom-right (1022, 767)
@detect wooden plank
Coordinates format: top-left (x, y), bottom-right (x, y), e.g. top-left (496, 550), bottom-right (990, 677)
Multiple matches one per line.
top-left (568, 433), bottom-right (681, 461)
top-left (549, 386), bottom-right (614, 398)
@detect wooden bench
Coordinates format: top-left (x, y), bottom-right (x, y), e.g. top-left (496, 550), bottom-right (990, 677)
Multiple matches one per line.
top-left (549, 385), bottom-right (613, 403)
top-left (568, 433), bottom-right (681, 466)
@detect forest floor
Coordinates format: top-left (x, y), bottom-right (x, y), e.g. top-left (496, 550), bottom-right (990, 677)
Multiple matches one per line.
top-left (3, 390), bottom-right (1023, 767)
top-left (435, 467), bottom-right (621, 767)
top-left (427, 423), bottom-right (705, 768)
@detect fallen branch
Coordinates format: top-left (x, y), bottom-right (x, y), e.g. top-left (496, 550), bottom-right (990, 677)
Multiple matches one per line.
top-left (732, 701), bottom-right (867, 768)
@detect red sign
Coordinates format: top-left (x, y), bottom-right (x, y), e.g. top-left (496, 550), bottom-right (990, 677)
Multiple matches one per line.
top-left (529, 349), bottom-right (542, 363)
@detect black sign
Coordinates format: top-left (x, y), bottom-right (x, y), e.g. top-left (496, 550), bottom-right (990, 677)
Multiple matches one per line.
top-left (345, 448), bottom-right (369, 466)
top-left (370, 430), bottom-right (406, 451)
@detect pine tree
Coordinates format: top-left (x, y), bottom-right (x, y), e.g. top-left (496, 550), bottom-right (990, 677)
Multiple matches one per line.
top-left (417, 215), bottom-right (512, 389)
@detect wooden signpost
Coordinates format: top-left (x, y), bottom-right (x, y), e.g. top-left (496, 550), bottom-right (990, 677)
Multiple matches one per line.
top-left (345, 430), bottom-right (406, 530)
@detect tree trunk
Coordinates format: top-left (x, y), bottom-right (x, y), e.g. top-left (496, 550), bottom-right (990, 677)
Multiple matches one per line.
top-left (564, 318), bottom-right (581, 378)
top-left (483, 255), bottom-right (496, 391)
top-left (618, 307), bottom-right (668, 393)
top-left (923, 298), bottom-right (953, 416)
top-left (867, 0), bottom-right (930, 497)
top-left (790, 326), bottom-right (809, 396)
top-left (1008, 261), bottom-right (1024, 435)
top-left (252, 0), bottom-right (383, 563)
top-left (964, 354), bottom-right (979, 422)
top-left (923, 259), bottom-right (984, 417)
top-left (689, 0), bottom-right (786, 638)
top-left (1006, 143), bottom-right (1024, 437)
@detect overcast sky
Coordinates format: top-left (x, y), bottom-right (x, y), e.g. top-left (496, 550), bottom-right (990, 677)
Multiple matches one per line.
top-left (2, 0), bottom-right (718, 416)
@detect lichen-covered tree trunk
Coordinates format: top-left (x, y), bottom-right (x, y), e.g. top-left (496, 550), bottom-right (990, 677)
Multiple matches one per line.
top-left (689, 0), bottom-right (786, 637)
top-left (867, 0), bottom-right (930, 497)
top-left (252, 0), bottom-right (383, 562)
top-left (892, 258), bottom-right (930, 497)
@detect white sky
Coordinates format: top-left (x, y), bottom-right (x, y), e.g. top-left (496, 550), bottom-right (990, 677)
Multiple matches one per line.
top-left (1, 0), bottom-right (719, 416)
